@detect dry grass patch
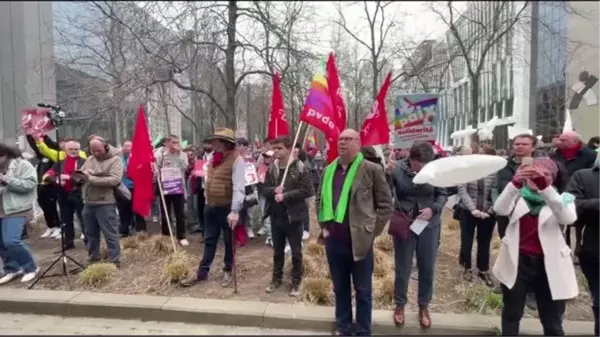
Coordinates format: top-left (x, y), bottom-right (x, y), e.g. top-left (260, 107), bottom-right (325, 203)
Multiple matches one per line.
top-left (446, 219), bottom-right (460, 231)
top-left (374, 234), bottom-right (394, 252)
top-left (121, 236), bottom-right (140, 250)
top-left (148, 235), bottom-right (175, 255)
top-left (304, 242), bottom-right (325, 258)
top-left (78, 263), bottom-right (117, 287)
top-left (162, 251), bottom-right (192, 284)
top-left (302, 277), bottom-right (332, 305)
top-left (373, 274), bottom-right (395, 306)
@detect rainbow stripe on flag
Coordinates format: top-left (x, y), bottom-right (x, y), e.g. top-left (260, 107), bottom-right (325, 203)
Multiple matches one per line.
top-left (304, 73), bottom-right (333, 116)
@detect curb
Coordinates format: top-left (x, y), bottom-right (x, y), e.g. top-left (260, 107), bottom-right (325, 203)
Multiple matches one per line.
top-left (0, 289), bottom-right (593, 335)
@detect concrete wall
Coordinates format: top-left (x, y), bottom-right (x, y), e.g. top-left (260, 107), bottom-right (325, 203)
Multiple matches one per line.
top-left (566, 1), bottom-right (600, 141)
top-left (0, 1), bottom-right (56, 145)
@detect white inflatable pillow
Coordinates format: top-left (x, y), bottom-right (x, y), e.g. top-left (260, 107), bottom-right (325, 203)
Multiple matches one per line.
top-left (413, 154), bottom-right (507, 187)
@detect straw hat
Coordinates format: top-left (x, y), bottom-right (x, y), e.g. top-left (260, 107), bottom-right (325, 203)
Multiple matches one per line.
top-left (205, 127), bottom-right (236, 144)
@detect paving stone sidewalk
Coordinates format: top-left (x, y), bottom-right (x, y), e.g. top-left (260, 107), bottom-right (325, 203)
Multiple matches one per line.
top-left (0, 313), bottom-right (318, 335)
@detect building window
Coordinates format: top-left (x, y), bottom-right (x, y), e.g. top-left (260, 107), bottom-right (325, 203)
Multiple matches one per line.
top-left (505, 97), bottom-right (514, 117)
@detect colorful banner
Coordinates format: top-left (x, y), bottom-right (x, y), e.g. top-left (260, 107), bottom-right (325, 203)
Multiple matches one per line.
top-left (394, 93), bottom-right (438, 148)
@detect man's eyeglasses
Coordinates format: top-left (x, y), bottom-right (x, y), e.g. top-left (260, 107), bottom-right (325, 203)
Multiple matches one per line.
top-left (339, 137), bottom-right (359, 142)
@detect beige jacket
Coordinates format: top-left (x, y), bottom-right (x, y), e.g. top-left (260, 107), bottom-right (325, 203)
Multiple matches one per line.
top-left (81, 145), bottom-right (123, 205)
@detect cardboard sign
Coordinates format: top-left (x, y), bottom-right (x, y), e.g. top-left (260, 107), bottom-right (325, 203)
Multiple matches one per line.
top-left (245, 161), bottom-right (258, 186)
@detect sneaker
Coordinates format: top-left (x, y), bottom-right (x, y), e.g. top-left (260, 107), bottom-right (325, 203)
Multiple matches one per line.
top-left (179, 239), bottom-right (190, 247)
top-left (257, 227), bottom-right (267, 236)
top-left (265, 237), bottom-right (272, 247)
top-left (40, 228), bottom-right (53, 238)
top-left (152, 216), bottom-right (158, 223)
top-left (302, 230), bottom-right (310, 240)
top-left (0, 270), bottom-right (24, 285)
top-left (265, 279), bottom-right (282, 293)
top-left (221, 271), bottom-right (232, 287)
top-left (284, 244), bottom-right (291, 256)
top-left (80, 233), bottom-right (85, 240)
top-left (247, 228), bottom-right (255, 239)
top-left (289, 283), bottom-right (302, 297)
top-left (20, 267), bottom-right (40, 283)
top-left (50, 228), bottom-right (61, 239)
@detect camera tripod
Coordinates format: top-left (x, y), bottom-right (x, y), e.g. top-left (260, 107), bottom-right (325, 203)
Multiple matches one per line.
top-left (29, 103), bottom-right (85, 290)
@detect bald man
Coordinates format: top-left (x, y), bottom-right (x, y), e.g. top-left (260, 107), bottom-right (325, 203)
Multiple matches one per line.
top-left (553, 131), bottom-right (596, 177)
top-left (75, 137), bottom-right (123, 267)
top-left (551, 131), bottom-right (596, 260)
top-left (317, 128), bottom-right (393, 336)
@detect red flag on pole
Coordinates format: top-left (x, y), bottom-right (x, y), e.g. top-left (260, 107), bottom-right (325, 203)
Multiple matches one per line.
top-left (360, 72), bottom-right (392, 146)
top-left (326, 53), bottom-right (347, 130)
top-left (267, 72), bottom-right (289, 139)
top-left (127, 105), bottom-right (155, 217)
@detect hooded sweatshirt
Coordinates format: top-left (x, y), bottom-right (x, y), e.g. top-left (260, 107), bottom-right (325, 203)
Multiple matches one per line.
top-left (80, 145), bottom-right (123, 205)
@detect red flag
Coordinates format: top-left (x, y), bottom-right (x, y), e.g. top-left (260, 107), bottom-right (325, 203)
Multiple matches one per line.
top-left (326, 53), bottom-right (347, 130)
top-left (267, 72), bottom-right (289, 139)
top-left (127, 105), bottom-right (155, 217)
top-left (360, 72), bottom-right (392, 146)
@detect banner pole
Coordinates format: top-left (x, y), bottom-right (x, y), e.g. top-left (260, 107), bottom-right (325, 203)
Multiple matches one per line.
top-left (279, 121), bottom-right (304, 186)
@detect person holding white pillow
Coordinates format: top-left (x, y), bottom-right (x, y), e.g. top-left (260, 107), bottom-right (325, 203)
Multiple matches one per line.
top-left (493, 157), bottom-right (578, 335)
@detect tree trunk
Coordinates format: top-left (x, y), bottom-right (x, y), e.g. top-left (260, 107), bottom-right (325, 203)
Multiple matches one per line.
top-left (470, 77), bottom-right (480, 144)
top-left (372, 57), bottom-right (378, 100)
top-left (224, 0), bottom-right (237, 130)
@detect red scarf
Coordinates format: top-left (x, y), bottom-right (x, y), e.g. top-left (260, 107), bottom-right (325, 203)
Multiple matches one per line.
top-left (212, 152), bottom-right (225, 167)
top-left (560, 143), bottom-right (581, 160)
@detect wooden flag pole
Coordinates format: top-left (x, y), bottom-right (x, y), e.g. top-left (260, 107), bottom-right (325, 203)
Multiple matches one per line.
top-left (279, 122), bottom-right (304, 187)
top-left (154, 163), bottom-right (178, 253)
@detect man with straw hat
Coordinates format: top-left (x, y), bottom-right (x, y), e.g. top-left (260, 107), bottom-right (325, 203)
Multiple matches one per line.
top-left (181, 128), bottom-right (245, 288)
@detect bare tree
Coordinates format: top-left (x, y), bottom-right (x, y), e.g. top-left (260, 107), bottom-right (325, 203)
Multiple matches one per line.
top-left (427, 1), bottom-right (530, 131)
top-left (331, 1), bottom-right (406, 100)
top-left (89, 1), bottom-right (318, 131)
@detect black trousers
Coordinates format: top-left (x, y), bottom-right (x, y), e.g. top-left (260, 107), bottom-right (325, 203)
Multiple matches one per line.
top-left (196, 188), bottom-right (206, 233)
top-left (501, 254), bottom-right (566, 336)
top-left (160, 193), bottom-right (186, 240)
top-left (459, 209), bottom-right (495, 271)
top-left (271, 215), bottom-right (303, 284)
top-left (58, 191), bottom-right (84, 246)
top-left (116, 187), bottom-right (147, 235)
top-left (579, 252), bottom-right (599, 336)
top-left (38, 184), bottom-right (59, 229)
top-left (497, 215), bottom-right (509, 239)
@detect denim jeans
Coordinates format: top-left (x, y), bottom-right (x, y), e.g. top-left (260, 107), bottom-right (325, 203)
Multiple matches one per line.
top-left (197, 205), bottom-right (233, 277)
top-left (393, 224), bottom-right (439, 307)
top-left (258, 196), bottom-right (271, 239)
top-left (579, 253), bottom-right (599, 336)
top-left (83, 204), bottom-right (121, 263)
top-left (0, 216), bottom-right (37, 274)
top-left (326, 239), bottom-right (374, 336)
top-left (501, 254), bottom-right (565, 335)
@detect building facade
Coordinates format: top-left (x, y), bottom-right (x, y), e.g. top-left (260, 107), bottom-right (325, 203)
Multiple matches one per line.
top-left (416, 1), bottom-right (595, 149)
top-left (0, 2), bottom-right (56, 146)
top-left (564, 1), bottom-right (599, 142)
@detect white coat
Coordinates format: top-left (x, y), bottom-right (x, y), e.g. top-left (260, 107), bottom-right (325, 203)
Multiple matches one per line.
top-left (492, 183), bottom-right (579, 301)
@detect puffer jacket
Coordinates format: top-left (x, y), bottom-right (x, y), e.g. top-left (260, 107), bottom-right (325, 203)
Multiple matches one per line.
top-left (80, 145), bottom-right (123, 205)
top-left (457, 174), bottom-right (495, 213)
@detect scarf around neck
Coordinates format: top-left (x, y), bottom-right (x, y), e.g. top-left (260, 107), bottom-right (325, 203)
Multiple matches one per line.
top-left (520, 186), bottom-right (549, 216)
top-left (319, 153), bottom-right (364, 224)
